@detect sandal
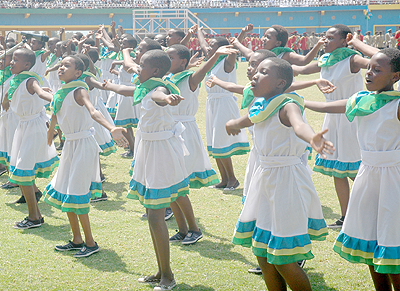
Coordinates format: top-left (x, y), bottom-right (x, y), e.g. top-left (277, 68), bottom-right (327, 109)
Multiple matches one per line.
top-left (138, 275), bottom-right (161, 284)
top-left (223, 180), bottom-right (240, 191)
top-left (153, 279), bottom-right (176, 291)
top-left (1, 182), bottom-right (19, 189)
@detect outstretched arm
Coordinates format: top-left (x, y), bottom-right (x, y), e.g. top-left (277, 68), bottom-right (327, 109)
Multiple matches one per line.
top-left (292, 62), bottom-right (321, 75)
top-left (197, 27), bottom-right (210, 57)
top-left (229, 37), bottom-right (253, 60)
top-left (226, 115), bottom-right (254, 136)
top-left (206, 75), bottom-right (245, 94)
top-left (280, 102), bottom-right (334, 159)
top-left (102, 79), bottom-right (136, 96)
top-left (151, 86), bottom-right (184, 106)
top-left (350, 54), bottom-right (369, 73)
top-left (284, 38), bottom-right (324, 66)
top-left (287, 79), bottom-right (336, 94)
top-left (305, 99), bottom-right (347, 113)
top-left (28, 78), bottom-right (53, 103)
top-left (74, 88), bottom-right (128, 147)
top-left (347, 33), bottom-right (379, 58)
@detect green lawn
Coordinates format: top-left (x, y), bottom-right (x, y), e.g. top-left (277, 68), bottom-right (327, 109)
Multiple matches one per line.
top-left (0, 62), bottom-right (373, 290)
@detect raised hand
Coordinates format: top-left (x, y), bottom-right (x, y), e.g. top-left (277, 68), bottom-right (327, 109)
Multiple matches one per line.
top-left (215, 45), bottom-right (238, 56)
top-left (111, 20), bottom-right (116, 29)
top-left (316, 79), bottom-right (336, 94)
top-left (111, 127), bottom-right (129, 148)
top-left (206, 75), bottom-right (218, 88)
top-left (310, 128), bottom-right (335, 159)
top-left (242, 24), bottom-right (254, 33)
top-left (165, 94), bottom-right (184, 106)
top-left (229, 37), bottom-right (239, 46)
top-left (188, 24), bottom-right (198, 34)
top-left (187, 52), bottom-right (205, 68)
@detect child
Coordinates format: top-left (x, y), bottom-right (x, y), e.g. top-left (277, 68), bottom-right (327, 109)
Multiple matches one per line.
top-left (305, 48), bottom-right (400, 291)
top-left (127, 49), bottom-right (185, 290)
top-left (197, 28), bottom-right (250, 190)
top-left (227, 58), bottom-right (332, 291)
top-left (293, 24), bottom-right (370, 228)
top-left (2, 48), bottom-right (59, 228)
top-left (44, 55), bottom-right (128, 257)
top-left (165, 44), bottom-right (236, 244)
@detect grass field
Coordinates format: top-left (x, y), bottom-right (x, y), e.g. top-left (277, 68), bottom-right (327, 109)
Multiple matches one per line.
top-left (0, 62), bottom-right (373, 291)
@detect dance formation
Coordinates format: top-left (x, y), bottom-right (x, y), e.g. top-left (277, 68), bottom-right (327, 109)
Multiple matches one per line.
top-left (1, 21), bottom-right (400, 291)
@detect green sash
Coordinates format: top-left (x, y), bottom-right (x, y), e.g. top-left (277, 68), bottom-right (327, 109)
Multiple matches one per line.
top-left (241, 82), bottom-right (254, 109)
top-left (318, 47), bottom-right (360, 68)
top-left (0, 66), bottom-right (12, 86)
top-left (95, 66), bottom-right (102, 78)
top-left (271, 47), bottom-right (293, 56)
top-left (79, 71), bottom-right (98, 81)
top-left (51, 80), bottom-right (89, 114)
top-left (34, 50), bottom-right (46, 58)
top-left (132, 77), bottom-right (180, 106)
top-left (131, 73), bottom-right (140, 85)
top-left (8, 71), bottom-right (43, 100)
top-left (164, 70), bottom-right (194, 86)
top-left (46, 53), bottom-right (58, 68)
top-left (249, 92), bottom-right (304, 124)
top-left (346, 90), bottom-right (400, 122)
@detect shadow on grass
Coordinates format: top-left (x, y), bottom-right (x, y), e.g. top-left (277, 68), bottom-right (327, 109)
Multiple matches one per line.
top-left (307, 267), bottom-right (340, 291)
top-left (102, 181), bottom-right (129, 200)
top-left (175, 283), bottom-right (215, 290)
top-left (321, 205), bottom-right (340, 221)
top-left (6, 199), bottom-right (60, 219)
top-left (18, 222), bottom-right (72, 242)
top-left (90, 199), bottom-right (127, 212)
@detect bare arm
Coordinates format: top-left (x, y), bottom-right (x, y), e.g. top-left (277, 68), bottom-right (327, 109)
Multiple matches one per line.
top-left (47, 114), bottom-right (57, 146)
top-left (230, 37), bottom-right (253, 60)
top-left (180, 24), bottom-right (197, 46)
top-left (122, 48), bottom-right (139, 74)
top-left (197, 27), bottom-right (210, 57)
top-left (74, 88), bottom-right (128, 147)
top-left (151, 86), bottom-right (184, 106)
top-left (206, 75), bottom-right (244, 94)
top-left (305, 99), bottom-right (347, 113)
top-left (2, 93), bottom-right (9, 111)
top-left (350, 54), bottom-right (369, 73)
top-left (347, 33), bottom-right (379, 58)
top-left (41, 50), bottom-right (52, 63)
top-left (287, 79), bottom-right (336, 94)
top-left (226, 115), bottom-right (254, 136)
top-left (28, 78), bottom-right (53, 103)
top-left (45, 63), bottom-right (61, 76)
top-left (102, 79), bottom-right (135, 96)
top-left (280, 103), bottom-right (334, 158)
top-left (292, 62), bottom-right (321, 75)
top-left (284, 39), bottom-right (324, 66)
top-left (237, 24), bottom-right (253, 44)
top-left (189, 45), bottom-right (238, 91)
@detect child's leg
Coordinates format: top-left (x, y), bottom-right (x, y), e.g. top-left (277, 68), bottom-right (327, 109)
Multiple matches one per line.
top-left (20, 185), bottom-right (41, 221)
top-left (169, 201), bottom-right (188, 234)
top-left (57, 129), bottom-right (64, 146)
top-left (66, 212), bottom-right (84, 245)
top-left (389, 273), bottom-right (400, 291)
top-left (257, 256), bottom-right (287, 291)
top-left (217, 157), bottom-right (238, 188)
top-left (333, 177), bottom-right (350, 217)
top-left (124, 127), bottom-right (135, 153)
top-left (172, 195), bottom-right (200, 233)
top-left (214, 158), bottom-right (228, 187)
top-left (147, 208), bottom-right (174, 285)
top-left (274, 262), bottom-right (312, 291)
top-left (99, 161), bottom-right (105, 181)
top-left (78, 213), bottom-right (96, 247)
top-left (369, 266), bottom-right (392, 291)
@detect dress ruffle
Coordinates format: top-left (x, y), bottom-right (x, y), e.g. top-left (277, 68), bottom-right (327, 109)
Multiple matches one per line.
top-left (99, 140), bottom-right (117, 156)
top-left (334, 232), bottom-right (400, 274)
top-left (44, 182), bottom-right (101, 215)
top-left (314, 154), bottom-right (360, 178)
top-left (9, 156), bottom-right (59, 186)
top-left (207, 142), bottom-right (250, 159)
top-left (127, 177), bottom-right (190, 209)
top-left (114, 118), bottom-right (139, 128)
top-left (188, 169), bottom-right (219, 188)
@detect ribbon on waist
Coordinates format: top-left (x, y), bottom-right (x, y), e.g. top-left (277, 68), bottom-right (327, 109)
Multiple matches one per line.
top-left (207, 93), bottom-right (236, 100)
top-left (259, 155), bottom-right (301, 169)
top-left (64, 127), bottom-right (95, 141)
top-left (139, 122), bottom-right (189, 156)
top-left (361, 149), bottom-right (400, 167)
top-left (172, 115), bottom-right (195, 123)
top-left (19, 112), bottom-right (41, 122)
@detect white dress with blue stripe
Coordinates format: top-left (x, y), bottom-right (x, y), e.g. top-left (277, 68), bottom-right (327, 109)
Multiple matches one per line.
top-left (334, 99), bottom-right (400, 274)
top-left (232, 99), bottom-right (327, 264)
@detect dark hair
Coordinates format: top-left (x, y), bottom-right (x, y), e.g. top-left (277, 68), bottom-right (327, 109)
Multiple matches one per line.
top-left (124, 37), bottom-right (138, 49)
top-left (67, 55), bottom-right (85, 74)
top-left (84, 38), bottom-right (95, 46)
top-left (61, 40), bottom-right (76, 52)
top-left (15, 48), bottom-right (36, 69)
top-left (271, 25), bottom-right (289, 47)
top-left (168, 44), bottom-right (190, 68)
top-left (331, 24), bottom-right (352, 40)
top-left (154, 34), bottom-right (167, 47)
top-left (213, 36), bottom-right (229, 48)
top-left (380, 48), bottom-right (400, 73)
top-left (254, 49), bottom-right (277, 60)
top-left (265, 58), bottom-right (293, 92)
top-left (170, 29), bottom-right (185, 40)
top-left (143, 37), bottom-right (162, 51)
top-left (73, 32), bottom-right (84, 40)
top-left (87, 48), bottom-right (99, 64)
top-left (142, 50), bottom-right (171, 78)
top-left (75, 53), bottom-right (90, 71)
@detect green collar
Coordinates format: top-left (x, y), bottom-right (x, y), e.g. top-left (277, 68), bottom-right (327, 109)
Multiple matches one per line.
top-left (8, 71), bottom-right (43, 100)
top-left (318, 47), bottom-right (360, 68)
top-left (51, 80), bottom-right (89, 115)
top-left (132, 77), bottom-right (180, 106)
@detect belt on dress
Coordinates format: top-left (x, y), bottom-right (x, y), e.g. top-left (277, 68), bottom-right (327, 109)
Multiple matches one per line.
top-left (139, 121), bottom-right (189, 156)
top-left (19, 112), bottom-right (41, 122)
top-left (172, 115), bottom-right (195, 123)
top-left (207, 93), bottom-right (235, 100)
top-left (64, 127), bottom-right (95, 141)
top-left (361, 149), bottom-right (400, 167)
top-left (259, 155), bottom-right (301, 169)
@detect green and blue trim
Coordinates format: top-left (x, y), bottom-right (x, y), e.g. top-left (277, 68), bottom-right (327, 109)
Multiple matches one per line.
top-left (314, 154), bottom-right (360, 178)
top-left (207, 142), bottom-right (250, 159)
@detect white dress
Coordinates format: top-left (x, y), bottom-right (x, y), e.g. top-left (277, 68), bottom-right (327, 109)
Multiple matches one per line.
top-left (233, 99), bottom-right (327, 264)
top-left (101, 58), bottom-right (119, 117)
top-left (170, 76), bottom-right (218, 188)
top-left (315, 56), bottom-right (363, 178)
top-left (0, 79), bottom-right (19, 167)
top-left (127, 89), bottom-right (189, 209)
top-left (334, 99), bottom-right (400, 274)
top-left (8, 77), bottom-right (58, 185)
top-left (204, 58), bottom-right (250, 158)
top-left (44, 87), bottom-right (102, 215)
top-left (114, 69), bottom-right (140, 128)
